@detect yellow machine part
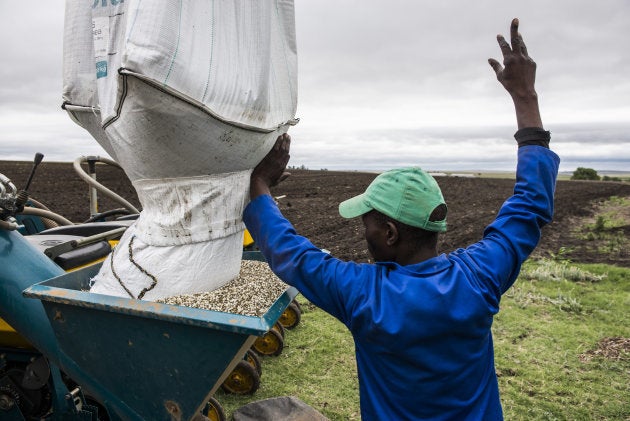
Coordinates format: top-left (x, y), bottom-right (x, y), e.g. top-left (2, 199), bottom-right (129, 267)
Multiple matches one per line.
top-left (0, 318), bottom-right (34, 349)
top-left (243, 229), bottom-right (254, 248)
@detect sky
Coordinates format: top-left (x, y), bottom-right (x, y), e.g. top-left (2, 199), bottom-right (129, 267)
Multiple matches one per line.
top-left (1, 1), bottom-right (629, 173)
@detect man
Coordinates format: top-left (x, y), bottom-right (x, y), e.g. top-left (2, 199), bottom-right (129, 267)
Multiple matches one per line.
top-left (244, 19), bottom-right (560, 420)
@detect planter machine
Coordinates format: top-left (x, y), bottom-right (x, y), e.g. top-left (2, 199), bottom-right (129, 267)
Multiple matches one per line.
top-left (0, 154), bottom-right (301, 420)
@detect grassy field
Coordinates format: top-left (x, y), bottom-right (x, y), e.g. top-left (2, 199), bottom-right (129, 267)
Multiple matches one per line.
top-left (216, 260), bottom-right (629, 420)
top-left (494, 261), bottom-right (629, 420)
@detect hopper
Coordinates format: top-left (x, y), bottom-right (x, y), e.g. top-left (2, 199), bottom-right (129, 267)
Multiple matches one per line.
top-left (24, 256), bottom-right (297, 421)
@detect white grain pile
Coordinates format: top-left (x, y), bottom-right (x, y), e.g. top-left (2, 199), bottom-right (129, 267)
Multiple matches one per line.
top-left (157, 260), bottom-right (289, 317)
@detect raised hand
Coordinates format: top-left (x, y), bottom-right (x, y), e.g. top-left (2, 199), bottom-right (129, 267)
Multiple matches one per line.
top-left (250, 133), bottom-right (291, 199)
top-left (489, 18), bottom-right (543, 129)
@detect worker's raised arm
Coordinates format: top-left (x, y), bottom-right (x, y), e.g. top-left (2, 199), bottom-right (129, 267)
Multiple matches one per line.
top-left (460, 19), bottom-right (560, 298)
top-left (488, 18), bottom-right (543, 131)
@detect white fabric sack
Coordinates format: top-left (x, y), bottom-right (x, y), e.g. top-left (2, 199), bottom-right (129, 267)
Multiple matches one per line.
top-left (89, 223), bottom-right (244, 301)
top-left (62, 0), bottom-right (298, 299)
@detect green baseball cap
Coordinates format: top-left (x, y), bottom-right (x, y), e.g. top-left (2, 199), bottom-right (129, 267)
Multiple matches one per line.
top-left (338, 167), bottom-right (447, 232)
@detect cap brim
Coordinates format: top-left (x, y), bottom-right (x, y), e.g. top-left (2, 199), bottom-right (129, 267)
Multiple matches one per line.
top-left (338, 193), bottom-right (372, 219)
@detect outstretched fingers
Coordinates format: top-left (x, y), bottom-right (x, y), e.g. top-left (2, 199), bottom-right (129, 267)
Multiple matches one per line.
top-left (493, 18), bottom-right (527, 64)
top-left (517, 33), bottom-right (529, 57)
top-left (280, 133), bottom-right (291, 153)
top-left (489, 33), bottom-right (511, 78)
top-left (489, 18), bottom-right (527, 78)
top-left (509, 18), bottom-right (520, 51)
top-left (488, 58), bottom-right (503, 76)
top-left (273, 133), bottom-right (291, 151)
top-left (496, 34), bottom-right (512, 58)
top-left (250, 133), bottom-right (293, 197)
top-left (272, 134), bottom-right (291, 186)
top-left (509, 18), bottom-right (529, 57)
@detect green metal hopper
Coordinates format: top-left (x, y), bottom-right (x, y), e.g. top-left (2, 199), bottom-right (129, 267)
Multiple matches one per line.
top-left (24, 255), bottom-right (297, 421)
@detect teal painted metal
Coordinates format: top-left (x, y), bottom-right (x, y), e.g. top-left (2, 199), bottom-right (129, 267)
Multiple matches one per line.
top-left (0, 229), bottom-right (65, 358)
top-left (24, 257), bottom-right (298, 421)
top-left (0, 229), bottom-right (90, 419)
top-left (16, 212), bottom-right (47, 235)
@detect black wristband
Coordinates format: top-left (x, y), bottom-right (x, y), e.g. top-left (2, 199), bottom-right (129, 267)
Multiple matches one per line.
top-left (514, 127), bottom-right (550, 148)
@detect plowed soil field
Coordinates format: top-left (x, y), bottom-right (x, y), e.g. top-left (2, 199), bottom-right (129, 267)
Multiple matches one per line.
top-left (3, 161), bottom-right (630, 267)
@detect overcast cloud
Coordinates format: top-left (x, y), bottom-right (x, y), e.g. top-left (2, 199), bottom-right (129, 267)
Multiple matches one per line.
top-left (1, 1), bottom-right (629, 173)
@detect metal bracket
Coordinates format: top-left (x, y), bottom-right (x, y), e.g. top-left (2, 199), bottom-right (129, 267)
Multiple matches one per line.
top-left (43, 227), bottom-right (127, 260)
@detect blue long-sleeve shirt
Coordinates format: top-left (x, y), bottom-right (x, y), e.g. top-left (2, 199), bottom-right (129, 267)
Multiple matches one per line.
top-left (244, 145), bottom-right (560, 420)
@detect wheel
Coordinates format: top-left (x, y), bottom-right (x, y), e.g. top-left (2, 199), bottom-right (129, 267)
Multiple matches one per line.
top-left (291, 299), bottom-right (302, 311)
top-left (252, 328), bottom-right (284, 356)
top-left (279, 302), bottom-right (301, 329)
top-left (244, 349), bottom-right (262, 376)
top-left (273, 320), bottom-right (286, 339)
top-left (204, 396), bottom-right (226, 421)
top-left (221, 360), bottom-right (260, 395)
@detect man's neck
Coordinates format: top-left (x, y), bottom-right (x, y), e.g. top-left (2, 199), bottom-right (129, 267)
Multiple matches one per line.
top-left (395, 248), bottom-right (438, 266)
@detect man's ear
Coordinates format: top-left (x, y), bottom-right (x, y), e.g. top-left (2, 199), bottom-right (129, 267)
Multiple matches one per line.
top-left (385, 221), bottom-right (399, 246)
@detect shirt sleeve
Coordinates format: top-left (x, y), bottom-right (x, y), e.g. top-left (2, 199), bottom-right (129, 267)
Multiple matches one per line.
top-left (243, 194), bottom-right (372, 325)
top-left (452, 145), bottom-right (560, 299)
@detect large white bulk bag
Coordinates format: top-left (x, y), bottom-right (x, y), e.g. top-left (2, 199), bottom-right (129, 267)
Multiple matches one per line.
top-left (62, 0), bottom-right (298, 300)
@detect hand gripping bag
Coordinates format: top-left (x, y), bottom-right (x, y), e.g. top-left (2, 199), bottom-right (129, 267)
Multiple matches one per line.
top-left (62, 0), bottom-right (298, 300)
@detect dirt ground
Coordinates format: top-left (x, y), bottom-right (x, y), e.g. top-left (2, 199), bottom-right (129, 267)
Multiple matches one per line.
top-left (2, 160), bottom-right (630, 267)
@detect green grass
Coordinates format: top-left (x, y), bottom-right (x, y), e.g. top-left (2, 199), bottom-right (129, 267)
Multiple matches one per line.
top-left (574, 196), bottom-right (630, 256)
top-left (495, 261), bottom-right (629, 420)
top-left (216, 298), bottom-right (361, 420)
top-left (217, 261), bottom-right (629, 420)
